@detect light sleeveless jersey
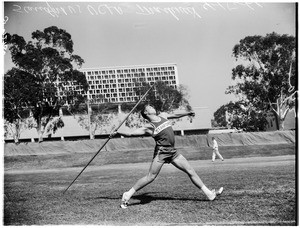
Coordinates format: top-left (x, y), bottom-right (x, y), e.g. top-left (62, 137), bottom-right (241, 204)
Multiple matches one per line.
top-left (150, 116), bottom-right (175, 147)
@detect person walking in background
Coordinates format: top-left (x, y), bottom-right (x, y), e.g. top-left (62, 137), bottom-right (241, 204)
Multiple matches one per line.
top-left (211, 137), bottom-right (224, 162)
top-left (113, 105), bottom-right (223, 209)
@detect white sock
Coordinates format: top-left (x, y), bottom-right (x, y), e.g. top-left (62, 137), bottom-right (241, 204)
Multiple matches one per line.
top-left (201, 185), bottom-right (212, 197)
top-left (126, 187), bottom-right (136, 199)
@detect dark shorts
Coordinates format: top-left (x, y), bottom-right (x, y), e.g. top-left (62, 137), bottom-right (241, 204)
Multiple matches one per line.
top-left (153, 146), bottom-right (180, 163)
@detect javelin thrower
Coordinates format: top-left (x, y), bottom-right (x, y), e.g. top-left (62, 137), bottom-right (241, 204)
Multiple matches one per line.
top-left (112, 104), bottom-right (224, 209)
top-left (63, 83), bottom-right (155, 194)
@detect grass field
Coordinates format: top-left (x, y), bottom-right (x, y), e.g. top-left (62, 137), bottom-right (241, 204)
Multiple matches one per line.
top-left (4, 144), bottom-right (297, 225)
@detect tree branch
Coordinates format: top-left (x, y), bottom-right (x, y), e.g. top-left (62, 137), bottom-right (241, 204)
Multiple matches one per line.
top-left (268, 98), bottom-right (278, 115)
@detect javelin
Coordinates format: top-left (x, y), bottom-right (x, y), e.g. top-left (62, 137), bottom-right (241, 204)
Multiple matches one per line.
top-left (63, 83), bottom-right (155, 194)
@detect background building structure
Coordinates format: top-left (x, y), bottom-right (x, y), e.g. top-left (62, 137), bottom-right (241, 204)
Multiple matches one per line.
top-left (60, 63), bottom-right (179, 104)
top-left (4, 63), bottom-right (214, 142)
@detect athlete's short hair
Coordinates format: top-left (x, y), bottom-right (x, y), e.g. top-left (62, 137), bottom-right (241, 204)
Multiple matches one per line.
top-left (141, 106), bottom-right (148, 119)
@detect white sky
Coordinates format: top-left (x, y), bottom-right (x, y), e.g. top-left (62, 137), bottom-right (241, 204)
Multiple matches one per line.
top-left (2, 1), bottom-right (296, 117)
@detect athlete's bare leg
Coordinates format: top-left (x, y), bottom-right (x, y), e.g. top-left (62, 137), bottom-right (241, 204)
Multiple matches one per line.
top-left (132, 155), bottom-right (164, 191)
top-left (171, 154), bottom-right (205, 189)
top-left (122, 155), bottom-right (164, 205)
top-left (171, 154), bottom-right (216, 200)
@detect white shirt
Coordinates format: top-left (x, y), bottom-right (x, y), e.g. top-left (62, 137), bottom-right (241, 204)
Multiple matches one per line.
top-left (213, 139), bottom-right (218, 149)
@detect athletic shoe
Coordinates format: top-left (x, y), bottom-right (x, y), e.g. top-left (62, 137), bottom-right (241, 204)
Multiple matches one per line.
top-left (208, 187), bottom-right (223, 201)
top-left (217, 187), bottom-right (223, 195)
top-left (120, 192), bottom-right (129, 209)
top-left (207, 189), bottom-right (217, 201)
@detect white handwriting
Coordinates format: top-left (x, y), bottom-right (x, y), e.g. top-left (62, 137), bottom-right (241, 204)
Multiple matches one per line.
top-left (9, 2), bottom-right (263, 20)
top-left (12, 2), bottom-right (83, 17)
top-left (87, 4), bottom-right (123, 15)
top-left (135, 4), bottom-right (202, 20)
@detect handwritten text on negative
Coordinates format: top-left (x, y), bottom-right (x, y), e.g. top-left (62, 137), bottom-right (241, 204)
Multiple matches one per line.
top-left (11, 2), bottom-right (263, 20)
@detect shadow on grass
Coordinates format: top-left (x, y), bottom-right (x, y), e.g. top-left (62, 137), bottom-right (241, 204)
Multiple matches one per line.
top-left (129, 192), bottom-right (210, 206)
top-left (85, 191), bottom-right (211, 207)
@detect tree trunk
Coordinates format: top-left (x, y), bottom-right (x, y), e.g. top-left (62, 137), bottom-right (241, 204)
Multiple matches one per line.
top-left (13, 120), bottom-right (21, 144)
top-left (272, 110), bottom-right (280, 130)
top-left (278, 118), bottom-right (285, 131)
top-left (90, 122), bottom-right (97, 139)
top-left (13, 137), bottom-right (19, 144)
top-left (87, 102), bottom-right (93, 139)
top-left (36, 122), bottom-right (44, 143)
top-left (273, 110), bottom-right (285, 131)
top-left (13, 134), bottom-right (20, 144)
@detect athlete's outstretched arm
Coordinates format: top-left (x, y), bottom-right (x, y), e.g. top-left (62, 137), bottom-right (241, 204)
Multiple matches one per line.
top-left (166, 111), bottom-right (195, 120)
top-left (115, 127), bottom-right (153, 137)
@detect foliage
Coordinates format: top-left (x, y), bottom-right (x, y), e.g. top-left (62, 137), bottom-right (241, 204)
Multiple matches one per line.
top-left (74, 101), bottom-right (120, 138)
top-left (4, 26), bottom-right (88, 142)
top-left (43, 117), bottom-right (65, 136)
top-left (214, 101), bottom-right (268, 131)
top-left (133, 80), bottom-right (192, 113)
top-left (77, 110), bottom-right (115, 138)
top-left (4, 118), bottom-right (34, 143)
top-left (118, 81), bottom-right (193, 127)
top-left (225, 32), bottom-right (296, 130)
top-left (4, 69), bottom-right (39, 142)
top-left (4, 68), bottom-right (39, 123)
top-left (124, 112), bottom-right (147, 128)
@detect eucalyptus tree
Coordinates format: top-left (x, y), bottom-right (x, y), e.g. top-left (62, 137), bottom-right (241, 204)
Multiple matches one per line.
top-left (214, 101), bottom-right (268, 131)
top-left (226, 32), bottom-right (296, 130)
top-left (120, 81), bottom-right (193, 128)
top-left (4, 26), bottom-right (88, 142)
top-left (133, 81), bottom-right (192, 113)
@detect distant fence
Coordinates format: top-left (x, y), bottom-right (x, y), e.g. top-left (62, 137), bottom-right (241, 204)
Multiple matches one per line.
top-left (4, 130), bottom-right (295, 156)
